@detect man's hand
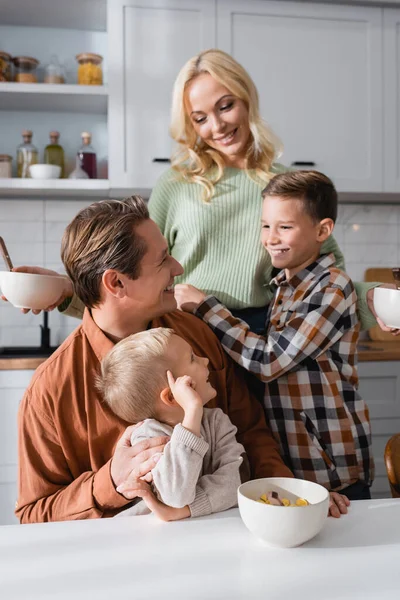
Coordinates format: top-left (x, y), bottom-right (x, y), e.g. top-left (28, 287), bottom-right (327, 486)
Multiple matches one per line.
top-left (0, 266), bottom-right (73, 315)
top-left (367, 285), bottom-right (400, 336)
top-left (134, 484), bottom-right (191, 522)
top-left (174, 283), bottom-right (206, 313)
top-left (328, 491), bottom-right (350, 518)
top-left (111, 424), bottom-right (169, 492)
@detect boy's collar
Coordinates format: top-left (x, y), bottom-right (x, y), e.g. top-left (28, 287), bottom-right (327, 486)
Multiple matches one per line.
top-left (269, 252), bottom-right (336, 289)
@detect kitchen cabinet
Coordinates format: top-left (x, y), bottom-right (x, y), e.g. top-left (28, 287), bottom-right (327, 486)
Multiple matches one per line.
top-left (217, 0), bottom-right (383, 193)
top-left (107, 0), bottom-right (216, 191)
top-left (384, 9), bottom-right (400, 192)
top-left (0, 0), bottom-right (108, 197)
top-left (358, 361), bottom-right (400, 498)
top-left (0, 370), bottom-right (34, 526)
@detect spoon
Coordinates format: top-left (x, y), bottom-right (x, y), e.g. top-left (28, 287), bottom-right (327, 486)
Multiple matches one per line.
top-left (0, 236), bottom-right (14, 271)
top-left (392, 268), bottom-right (400, 290)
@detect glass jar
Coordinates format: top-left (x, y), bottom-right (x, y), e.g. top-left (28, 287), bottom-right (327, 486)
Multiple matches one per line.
top-left (76, 53), bottom-right (103, 85)
top-left (13, 56), bottom-right (39, 83)
top-left (17, 130), bottom-right (38, 178)
top-left (0, 155), bottom-right (12, 178)
top-left (0, 51), bottom-right (12, 82)
top-left (44, 55), bottom-right (65, 84)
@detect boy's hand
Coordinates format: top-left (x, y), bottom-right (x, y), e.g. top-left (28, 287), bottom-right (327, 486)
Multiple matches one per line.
top-left (328, 492), bottom-right (350, 518)
top-left (174, 283), bottom-right (206, 312)
top-left (167, 371), bottom-right (203, 437)
top-left (139, 486), bottom-right (191, 522)
top-left (166, 371), bottom-right (203, 412)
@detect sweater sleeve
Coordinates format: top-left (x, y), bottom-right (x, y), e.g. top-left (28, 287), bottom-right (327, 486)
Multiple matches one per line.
top-left (131, 419), bottom-right (208, 509)
top-left (189, 409), bottom-right (245, 518)
top-left (58, 293), bottom-right (85, 319)
top-left (16, 392), bottom-right (130, 523)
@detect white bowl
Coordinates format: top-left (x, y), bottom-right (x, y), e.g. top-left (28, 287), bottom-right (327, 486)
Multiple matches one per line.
top-left (0, 271), bottom-right (67, 310)
top-left (373, 287), bottom-right (400, 329)
top-left (238, 477), bottom-right (329, 548)
top-left (29, 164), bottom-right (61, 179)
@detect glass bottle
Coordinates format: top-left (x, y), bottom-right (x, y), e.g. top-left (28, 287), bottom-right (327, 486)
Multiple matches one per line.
top-left (77, 132), bottom-right (97, 179)
top-left (17, 130), bottom-right (38, 178)
top-left (68, 155), bottom-right (89, 179)
top-left (44, 131), bottom-right (65, 178)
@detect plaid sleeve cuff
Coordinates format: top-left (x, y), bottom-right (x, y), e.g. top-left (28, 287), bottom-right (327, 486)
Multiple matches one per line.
top-left (195, 295), bottom-right (224, 320)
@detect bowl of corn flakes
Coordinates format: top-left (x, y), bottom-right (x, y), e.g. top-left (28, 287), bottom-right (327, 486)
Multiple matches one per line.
top-left (238, 477), bottom-right (329, 548)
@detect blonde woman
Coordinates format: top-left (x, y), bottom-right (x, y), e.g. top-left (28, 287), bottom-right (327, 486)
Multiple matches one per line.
top-left (148, 49), bottom-right (383, 334)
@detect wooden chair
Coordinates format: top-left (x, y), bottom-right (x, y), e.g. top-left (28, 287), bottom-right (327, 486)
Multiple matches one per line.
top-left (384, 434), bottom-right (400, 498)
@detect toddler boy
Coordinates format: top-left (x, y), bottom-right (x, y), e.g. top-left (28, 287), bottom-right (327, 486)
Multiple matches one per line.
top-left (175, 170), bottom-right (374, 501)
top-left (97, 327), bottom-right (247, 520)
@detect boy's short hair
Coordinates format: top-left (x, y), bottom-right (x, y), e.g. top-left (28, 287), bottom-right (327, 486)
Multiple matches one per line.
top-left (61, 196), bottom-right (149, 308)
top-left (97, 328), bottom-right (175, 423)
top-left (262, 170), bottom-right (337, 223)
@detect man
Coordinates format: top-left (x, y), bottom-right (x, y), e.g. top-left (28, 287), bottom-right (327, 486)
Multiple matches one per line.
top-left (16, 196), bottom-right (292, 523)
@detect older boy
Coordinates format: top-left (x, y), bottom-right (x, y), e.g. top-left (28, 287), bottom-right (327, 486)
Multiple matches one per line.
top-left (176, 171), bottom-right (374, 500)
top-left (98, 328), bottom-right (246, 520)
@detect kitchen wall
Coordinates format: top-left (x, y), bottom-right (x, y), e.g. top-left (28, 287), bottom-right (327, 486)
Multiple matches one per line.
top-left (0, 199), bottom-right (399, 347)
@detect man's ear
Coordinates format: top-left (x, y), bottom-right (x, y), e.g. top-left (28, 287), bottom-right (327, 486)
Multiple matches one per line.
top-left (316, 218), bottom-right (334, 242)
top-left (102, 269), bottom-right (127, 298)
top-left (160, 386), bottom-right (175, 407)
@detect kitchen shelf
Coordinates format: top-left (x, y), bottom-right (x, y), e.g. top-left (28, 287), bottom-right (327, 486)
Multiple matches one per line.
top-left (0, 83), bottom-right (108, 114)
top-left (0, 178), bottom-right (110, 198)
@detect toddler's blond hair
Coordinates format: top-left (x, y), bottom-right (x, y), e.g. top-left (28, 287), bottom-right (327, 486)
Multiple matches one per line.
top-left (97, 328), bottom-right (175, 423)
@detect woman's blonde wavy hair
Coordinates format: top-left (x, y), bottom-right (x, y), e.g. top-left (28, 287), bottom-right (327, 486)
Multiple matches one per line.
top-left (170, 48), bottom-right (283, 202)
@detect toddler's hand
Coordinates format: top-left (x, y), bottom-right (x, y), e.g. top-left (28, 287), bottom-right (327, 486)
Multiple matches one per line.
top-left (140, 487), bottom-right (190, 522)
top-left (328, 491), bottom-right (350, 518)
top-left (174, 283), bottom-right (206, 312)
top-left (167, 371), bottom-right (203, 412)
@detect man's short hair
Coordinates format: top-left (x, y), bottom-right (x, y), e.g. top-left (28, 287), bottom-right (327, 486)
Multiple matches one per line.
top-left (262, 170), bottom-right (337, 223)
top-left (61, 196), bottom-right (149, 308)
top-left (97, 328), bottom-right (175, 423)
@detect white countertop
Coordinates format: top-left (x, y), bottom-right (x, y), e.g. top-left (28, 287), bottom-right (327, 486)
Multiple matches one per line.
top-left (1, 499), bottom-right (399, 599)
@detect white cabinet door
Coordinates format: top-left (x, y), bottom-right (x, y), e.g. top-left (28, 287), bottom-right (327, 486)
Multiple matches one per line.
top-left (108, 0), bottom-right (216, 191)
top-left (384, 9), bottom-right (400, 192)
top-left (358, 361), bottom-right (400, 499)
top-left (0, 370), bottom-right (34, 526)
top-left (217, 0), bottom-right (383, 192)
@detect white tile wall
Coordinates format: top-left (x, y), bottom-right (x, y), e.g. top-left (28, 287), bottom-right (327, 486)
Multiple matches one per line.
top-left (0, 200), bottom-right (400, 347)
top-left (336, 205), bottom-right (400, 283)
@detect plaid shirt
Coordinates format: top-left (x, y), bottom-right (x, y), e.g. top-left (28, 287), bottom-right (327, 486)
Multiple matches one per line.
top-left (196, 253), bottom-right (374, 491)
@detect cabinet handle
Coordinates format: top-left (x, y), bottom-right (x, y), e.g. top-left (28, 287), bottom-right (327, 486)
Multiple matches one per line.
top-left (291, 161), bottom-right (316, 167)
top-left (152, 158), bottom-right (171, 163)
